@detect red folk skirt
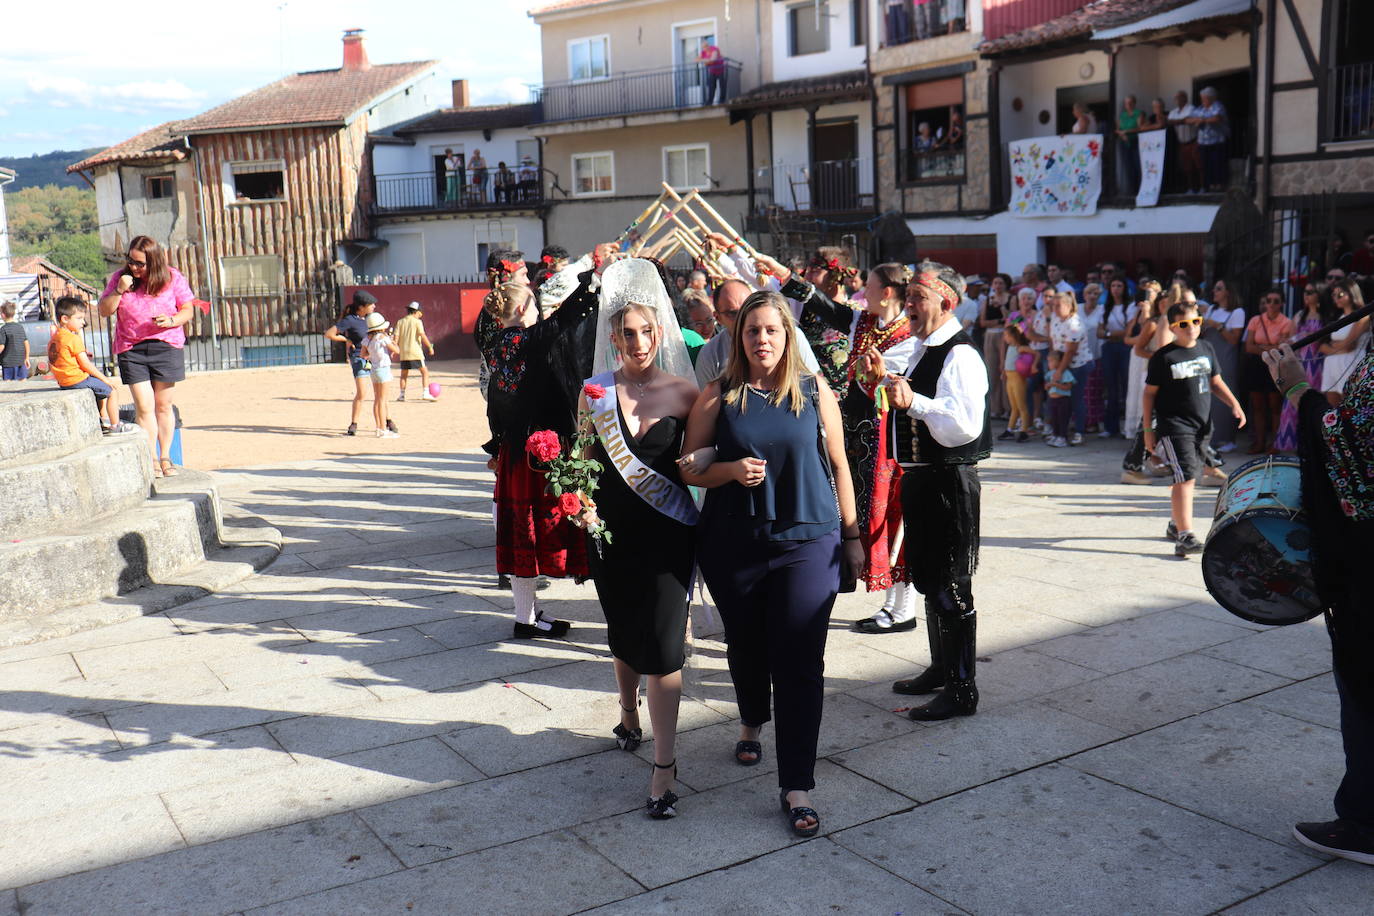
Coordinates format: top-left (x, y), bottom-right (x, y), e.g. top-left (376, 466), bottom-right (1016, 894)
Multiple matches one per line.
top-left (493, 444), bottom-right (588, 579)
top-left (844, 408), bottom-right (907, 592)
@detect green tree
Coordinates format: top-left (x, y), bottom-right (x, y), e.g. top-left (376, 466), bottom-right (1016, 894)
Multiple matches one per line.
top-left (44, 233), bottom-right (106, 287)
top-left (7, 184), bottom-right (97, 246)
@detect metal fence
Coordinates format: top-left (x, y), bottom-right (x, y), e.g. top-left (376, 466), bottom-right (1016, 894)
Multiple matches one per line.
top-left (1329, 62), bottom-right (1374, 142)
top-left (181, 286), bottom-right (338, 372)
top-left (374, 172), bottom-right (544, 214)
top-left (756, 158), bottom-right (875, 213)
top-left (536, 61), bottom-right (742, 122)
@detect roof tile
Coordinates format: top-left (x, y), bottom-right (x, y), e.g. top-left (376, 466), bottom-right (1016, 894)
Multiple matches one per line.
top-left (67, 120), bottom-right (191, 172)
top-left (980, 0), bottom-right (1196, 54)
top-left (393, 103), bottom-right (540, 135)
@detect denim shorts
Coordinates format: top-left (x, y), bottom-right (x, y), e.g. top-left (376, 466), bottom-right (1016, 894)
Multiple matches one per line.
top-left (349, 355), bottom-right (370, 379)
top-left (62, 375), bottom-right (113, 401)
top-left (371, 366), bottom-right (393, 384)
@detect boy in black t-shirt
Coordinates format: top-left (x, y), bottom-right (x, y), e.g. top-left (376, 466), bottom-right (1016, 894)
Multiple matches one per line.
top-left (1143, 301), bottom-right (1246, 556)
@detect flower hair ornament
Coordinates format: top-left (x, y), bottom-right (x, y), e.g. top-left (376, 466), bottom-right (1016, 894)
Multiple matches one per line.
top-left (488, 258), bottom-right (525, 284)
top-left (541, 254), bottom-right (555, 266)
top-left (912, 271), bottom-right (959, 310)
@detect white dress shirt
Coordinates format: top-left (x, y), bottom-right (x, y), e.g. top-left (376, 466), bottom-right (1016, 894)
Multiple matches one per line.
top-left (901, 315), bottom-right (989, 451)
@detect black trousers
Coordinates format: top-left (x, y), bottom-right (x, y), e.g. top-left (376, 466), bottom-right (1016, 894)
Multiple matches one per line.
top-left (1328, 570), bottom-right (1374, 832)
top-left (900, 464), bottom-right (980, 612)
top-left (699, 528), bottom-right (840, 793)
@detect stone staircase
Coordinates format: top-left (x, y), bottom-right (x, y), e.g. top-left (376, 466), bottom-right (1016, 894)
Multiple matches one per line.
top-left (0, 386), bottom-right (281, 645)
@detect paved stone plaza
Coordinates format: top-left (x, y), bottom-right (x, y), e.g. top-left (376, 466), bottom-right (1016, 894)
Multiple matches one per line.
top-left (2, 438), bottom-right (1371, 914)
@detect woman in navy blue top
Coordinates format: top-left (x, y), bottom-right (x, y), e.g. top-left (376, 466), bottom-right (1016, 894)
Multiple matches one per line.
top-left (681, 290), bottom-right (863, 838)
top-left (324, 289), bottom-right (378, 436)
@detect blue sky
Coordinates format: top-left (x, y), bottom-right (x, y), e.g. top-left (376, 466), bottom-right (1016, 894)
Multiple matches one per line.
top-left (0, 0), bottom-right (543, 158)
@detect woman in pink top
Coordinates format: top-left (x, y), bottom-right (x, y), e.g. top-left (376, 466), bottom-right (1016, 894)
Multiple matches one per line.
top-left (98, 234), bottom-right (196, 477)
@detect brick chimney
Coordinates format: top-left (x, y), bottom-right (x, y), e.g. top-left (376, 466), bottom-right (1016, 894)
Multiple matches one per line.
top-left (342, 28), bottom-right (371, 72)
top-left (451, 79), bottom-right (470, 109)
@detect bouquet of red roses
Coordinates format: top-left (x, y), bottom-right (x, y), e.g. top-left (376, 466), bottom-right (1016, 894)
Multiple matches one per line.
top-left (525, 383), bottom-right (613, 546)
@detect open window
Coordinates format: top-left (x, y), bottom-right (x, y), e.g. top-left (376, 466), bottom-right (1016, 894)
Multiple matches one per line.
top-left (227, 160), bottom-right (286, 203)
top-left (144, 175), bottom-right (174, 199)
top-left (1329, 0), bottom-right (1374, 140)
top-left (901, 76), bottom-right (965, 183)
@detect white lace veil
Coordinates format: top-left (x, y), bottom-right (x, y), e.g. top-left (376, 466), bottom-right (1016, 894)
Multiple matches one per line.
top-left (590, 258), bottom-right (695, 382)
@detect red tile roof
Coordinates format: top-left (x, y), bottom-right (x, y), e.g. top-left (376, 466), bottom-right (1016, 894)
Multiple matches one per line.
top-left (67, 120), bottom-right (191, 172)
top-left (528, 0), bottom-right (620, 17)
top-left (393, 103), bottom-right (540, 135)
top-left (980, 0), bottom-right (1196, 54)
top-left (178, 60), bottom-right (437, 134)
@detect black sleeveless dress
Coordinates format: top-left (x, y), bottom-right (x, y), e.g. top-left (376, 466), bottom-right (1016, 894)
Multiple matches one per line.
top-left (588, 407), bottom-right (695, 675)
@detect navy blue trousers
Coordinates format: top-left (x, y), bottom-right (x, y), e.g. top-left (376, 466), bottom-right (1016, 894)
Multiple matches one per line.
top-left (699, 528), bottom-right (840, 793)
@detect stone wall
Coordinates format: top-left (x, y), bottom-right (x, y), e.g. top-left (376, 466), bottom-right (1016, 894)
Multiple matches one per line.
top-left (1266, 155), bottom-right (1374, 198)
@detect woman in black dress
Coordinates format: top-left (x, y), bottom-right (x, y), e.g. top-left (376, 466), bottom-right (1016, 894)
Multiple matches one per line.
top-left (576, 258), bottom-right (699, 819)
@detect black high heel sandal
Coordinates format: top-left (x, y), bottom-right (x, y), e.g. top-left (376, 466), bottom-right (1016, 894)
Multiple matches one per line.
top-left (780, 790), bottom-right (820, 838)
top-left (646, 760), bottom-right (678, 819)
top-left (612, 700), bottom-right (642, 752)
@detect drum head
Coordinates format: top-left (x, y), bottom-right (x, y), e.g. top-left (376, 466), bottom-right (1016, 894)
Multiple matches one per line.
top-left (1202, 514), bottom-right (1323, 626)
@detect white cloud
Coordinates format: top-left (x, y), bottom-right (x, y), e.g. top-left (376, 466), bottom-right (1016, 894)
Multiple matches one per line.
top-left (25, 76), bottom-right (207, 112)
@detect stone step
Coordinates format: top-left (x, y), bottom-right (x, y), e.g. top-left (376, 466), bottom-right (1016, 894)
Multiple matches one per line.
top-left (0, 490), bottom-right (215, 621)
top-left (0, 431), bottom-right (154, 541)
top-left (0, 387), bottom-right (103, 468)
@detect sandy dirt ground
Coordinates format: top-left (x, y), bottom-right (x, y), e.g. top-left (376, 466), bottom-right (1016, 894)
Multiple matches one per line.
top-left (164, 359), bottom-right (490, 470)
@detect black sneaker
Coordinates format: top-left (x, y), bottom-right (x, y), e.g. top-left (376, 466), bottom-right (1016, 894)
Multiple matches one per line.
top-left (1165, 520), bottom-right (1179, 542)
top-left (386, 418), bottom-right (399, 433)
top-left (1174, 532), bottom-right (1203, 557)
top-left (997, 429), bottom-right (1016, 441)
top-left (1293, 820), bottom-right (1374, 865)
top-left (1016, 431), bottom-right (1030, 443)
top-left (346, 423), bottom-right (357, 436)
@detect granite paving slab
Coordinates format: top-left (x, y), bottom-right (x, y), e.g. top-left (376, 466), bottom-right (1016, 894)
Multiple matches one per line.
top-left (1221, 862), bottom-right (1374, 914)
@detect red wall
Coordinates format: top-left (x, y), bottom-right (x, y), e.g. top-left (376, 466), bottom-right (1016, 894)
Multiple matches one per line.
top-left (1044, 234), bottom-right (1208, 288)
top-left (343, 283), bottom-right (488, 359)
top-left (920, 248), bottom-right (1000, 280)
top-left (983, 0), bottom-right (1088, 41)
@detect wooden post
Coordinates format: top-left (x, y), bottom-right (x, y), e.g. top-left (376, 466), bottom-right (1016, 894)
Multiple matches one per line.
top-left (615, 190), bottom-right (672, 244)
top-left (631, 190), bottom-right (702, 255)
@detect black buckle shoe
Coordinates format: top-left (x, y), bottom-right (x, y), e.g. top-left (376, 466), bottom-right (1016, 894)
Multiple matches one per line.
top-left (853, 610), bottom-right (918, 635)
top-left (1293, 820), bottom-right (1374, 865)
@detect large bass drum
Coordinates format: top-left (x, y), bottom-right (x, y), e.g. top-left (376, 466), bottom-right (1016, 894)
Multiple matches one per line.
top-left (1201, 455), bottom-right (1323, 626)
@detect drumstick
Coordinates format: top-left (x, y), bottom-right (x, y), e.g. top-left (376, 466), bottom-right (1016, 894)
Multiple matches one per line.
top-left (1290, 300), bottom-right (1374, 350)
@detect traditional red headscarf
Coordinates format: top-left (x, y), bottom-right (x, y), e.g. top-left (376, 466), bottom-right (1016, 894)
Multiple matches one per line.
top-left (912, 271), bottom-right (959, 310)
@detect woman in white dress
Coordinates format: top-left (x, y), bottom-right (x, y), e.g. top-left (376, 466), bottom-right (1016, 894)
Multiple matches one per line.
top-left (1320, 278), bottom-right (1371, 406)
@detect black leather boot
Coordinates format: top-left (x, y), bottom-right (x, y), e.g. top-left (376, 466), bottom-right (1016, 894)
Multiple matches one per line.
top-left (908, 612), bottom-right (978, 721)
top-left (893, 603), bottom-right (945, 695)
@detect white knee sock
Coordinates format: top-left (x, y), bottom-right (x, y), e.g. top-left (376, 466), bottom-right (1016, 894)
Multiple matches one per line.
top-left (511, 576), bottom-right (538, 625)
top-left (879, 585), bottom-right (897, 613)
top-left (889, 582), bottom-right (918, 624)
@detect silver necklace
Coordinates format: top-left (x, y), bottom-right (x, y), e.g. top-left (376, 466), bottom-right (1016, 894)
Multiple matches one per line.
top-left (623, 367), bottom-right (657, 397)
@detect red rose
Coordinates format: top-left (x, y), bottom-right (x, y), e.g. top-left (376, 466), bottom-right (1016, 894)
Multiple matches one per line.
top-left (583, 383), bottom-right (607, 399)
top-left (558, 492), bottom-right (582, 517)
top-left (525, 429), bottom-right (562, 463)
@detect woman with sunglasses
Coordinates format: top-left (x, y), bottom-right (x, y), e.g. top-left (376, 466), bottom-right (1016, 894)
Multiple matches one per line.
top-left (1318, 278), bottom-right (1370, 407)
top-left (1201, 278), bottom-right (1245, 452)
top-left (1273, 283), bottom-right (1330, 451)
top-left (97, 235), bottom-right (197, 477)
top-left (1242, 289), bottom-right (1295, 453)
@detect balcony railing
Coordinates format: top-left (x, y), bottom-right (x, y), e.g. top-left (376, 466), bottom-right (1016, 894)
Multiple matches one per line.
top-left (905, 147), bottom-right (966, 183)
top-left (535, 60), bottom-right (742, 123)
top-left (883, 0), bottom-right (968, 48)
top-left (372, 172), bottom-right (543, 214)
top-left (1329, 61), bottom-right (1374, 142)
top-left (756, 158), bottom-right (875, 213)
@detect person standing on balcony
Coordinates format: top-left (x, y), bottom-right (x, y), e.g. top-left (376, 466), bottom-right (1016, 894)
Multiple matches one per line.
top-left (885, 0), bottom-right (912, 45)
top-left (912, 0), bottom-right (934, 41)
top-left (1168, 91), bottom-right (1202, 194)
top-left (444, 149), bottom-right (463, 203)
top-left (470, 149), bottom-right (488, 203)
top-left (1070, 102), bottom-right (1097, 135)
top-left (699, 40), bottom-right (726, 106)
top-left (518, 156), bottom-right (539, 202)
top-left (1189, 87), bottom-right (1230, 192)
top-left (1115, 95), bottom-right (1144, 196)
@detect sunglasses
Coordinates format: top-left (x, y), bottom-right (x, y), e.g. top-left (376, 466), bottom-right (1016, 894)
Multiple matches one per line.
top-left (1171, 317), bottom-right (1203, 328)
top-left (125, 256), bottom-right (147, 267)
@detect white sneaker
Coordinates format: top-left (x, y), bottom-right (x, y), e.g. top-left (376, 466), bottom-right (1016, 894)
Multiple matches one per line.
top-left (1046, 436), bottom-right (1068, 447)
top-left (376, 429), bottom-right (400, 438)
top-left (422, 393), bottom-right (438, 401)
top-left (397, 390), bottom-right (406, 401)
top-left (1097, 429), bottom-right (1112, 439)
top-left (1070, 432), bottom-right (1083, 446)
top-left (1033, 418), bottom-right (1045, 432)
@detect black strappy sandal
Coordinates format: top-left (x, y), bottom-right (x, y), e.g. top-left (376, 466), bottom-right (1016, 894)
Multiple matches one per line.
top-left (734, 740), bottom-right (763, 766)
top-left (780, 790), bottom-right (820, 838)
top-left (645, 760), bottom-right (678, 819)
top-left (613, 701), bottom-right (642, 752)
top-left (852, 610), bottom-right (918, 634)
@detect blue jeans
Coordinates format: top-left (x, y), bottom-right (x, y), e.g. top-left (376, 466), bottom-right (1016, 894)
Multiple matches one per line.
top-left (1100, 342), bottom-right (1131, 436)
top-left (62, 374), bottom-right (112, 403)
top-left (1, 365), bottom-right (28, 380)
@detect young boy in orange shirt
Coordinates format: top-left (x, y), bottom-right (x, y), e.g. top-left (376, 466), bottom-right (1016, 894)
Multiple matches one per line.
top-left (48, 297), bottom-right (125, 433)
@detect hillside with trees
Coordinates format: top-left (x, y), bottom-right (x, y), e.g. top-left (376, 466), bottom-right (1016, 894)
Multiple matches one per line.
top-left (0, 149), bottom-right (102, 190)
top-left (7, 184), bottom-right (104, 286)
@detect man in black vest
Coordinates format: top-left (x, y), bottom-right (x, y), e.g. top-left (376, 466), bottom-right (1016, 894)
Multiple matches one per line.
top-left (864, 260), bottom-right (992, 720)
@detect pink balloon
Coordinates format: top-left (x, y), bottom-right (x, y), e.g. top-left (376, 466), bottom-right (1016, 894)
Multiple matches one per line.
top-left (427, 382), bottom-right (442, 398)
